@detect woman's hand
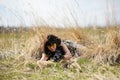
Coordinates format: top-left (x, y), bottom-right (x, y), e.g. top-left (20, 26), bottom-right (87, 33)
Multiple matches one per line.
top-left (37, 60), bottom-right (54, 68)
top-left (37, 53), bottom-right (54, 68)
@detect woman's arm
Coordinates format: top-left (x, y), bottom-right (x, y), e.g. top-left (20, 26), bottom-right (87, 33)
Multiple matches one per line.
top-left (37, 53), bottom-right (54, 67)
top-left (61, 42), bottom-right (72, 60)
top-left (40, 53), bottom-right (48, 61)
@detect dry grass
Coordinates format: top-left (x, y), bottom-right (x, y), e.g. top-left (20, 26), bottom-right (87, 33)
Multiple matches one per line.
top-left (0, 26), bottom-right (120, 80)
top-left (85, 28), bottom-right (120, 65)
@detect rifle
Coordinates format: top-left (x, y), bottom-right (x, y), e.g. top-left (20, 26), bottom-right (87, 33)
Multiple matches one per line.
top-left (53, 49), bottom-right (64, 62)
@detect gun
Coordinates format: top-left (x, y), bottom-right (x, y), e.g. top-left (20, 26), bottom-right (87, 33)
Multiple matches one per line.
top-left (53, 50), bottom-right (64, 62)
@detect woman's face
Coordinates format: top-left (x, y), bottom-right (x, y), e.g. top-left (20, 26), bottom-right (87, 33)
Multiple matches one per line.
top-left (47, 43), bottom-right (57, 52)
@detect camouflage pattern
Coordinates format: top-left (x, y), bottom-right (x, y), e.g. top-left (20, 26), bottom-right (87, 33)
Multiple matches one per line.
top-left (63, 40), bottom-right (82, 57)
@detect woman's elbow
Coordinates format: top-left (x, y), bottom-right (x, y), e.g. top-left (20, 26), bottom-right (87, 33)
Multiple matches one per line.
top-left (64, 53), bottom-right (72, 60)
top-left (68, 53), bottom-right (72, 59)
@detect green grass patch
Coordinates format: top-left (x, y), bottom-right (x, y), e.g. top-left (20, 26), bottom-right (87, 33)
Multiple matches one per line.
top-left (77, 58), bottom-right (90, 65)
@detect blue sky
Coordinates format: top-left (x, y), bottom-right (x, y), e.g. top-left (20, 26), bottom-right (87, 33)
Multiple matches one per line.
top-left (0, 0), bottom-right (120, 27)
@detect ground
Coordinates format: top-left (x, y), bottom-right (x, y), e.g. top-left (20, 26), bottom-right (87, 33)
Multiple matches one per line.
top-left (0, 26), bottom-right (120, 80)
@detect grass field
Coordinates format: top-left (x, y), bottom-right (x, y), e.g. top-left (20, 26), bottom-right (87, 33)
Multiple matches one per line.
top-left (0, 26), bottom-right (120, 80)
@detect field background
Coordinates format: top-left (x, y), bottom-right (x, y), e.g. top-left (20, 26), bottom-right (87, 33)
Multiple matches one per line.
top-left (0, 26), bottom-right (120, 80)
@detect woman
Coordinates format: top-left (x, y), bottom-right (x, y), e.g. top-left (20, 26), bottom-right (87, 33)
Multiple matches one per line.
top-left (37, 34), bottom-right (72, 67)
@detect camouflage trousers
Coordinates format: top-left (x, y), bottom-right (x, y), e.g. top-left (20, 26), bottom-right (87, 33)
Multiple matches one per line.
top-left (63, 40), bottom-right (86, 57)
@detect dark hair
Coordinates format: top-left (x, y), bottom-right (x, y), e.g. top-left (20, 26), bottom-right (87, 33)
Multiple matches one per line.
top-left (44, 34), bottom-right (61, 55)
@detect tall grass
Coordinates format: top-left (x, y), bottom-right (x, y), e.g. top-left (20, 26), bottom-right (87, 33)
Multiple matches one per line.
top-left (0, 27), bottom-right (120, 80)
